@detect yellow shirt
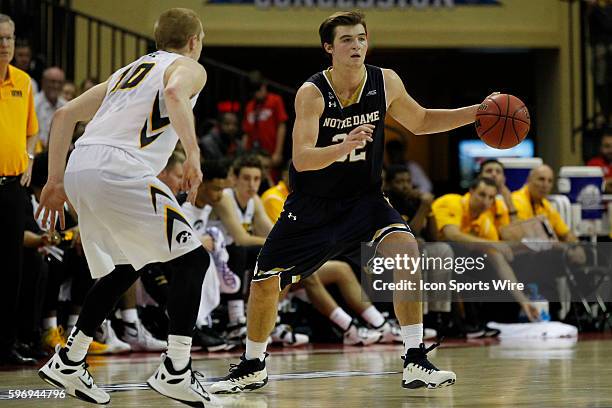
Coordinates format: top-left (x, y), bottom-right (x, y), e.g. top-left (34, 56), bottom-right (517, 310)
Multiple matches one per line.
top-left (490, 196), bottom-right (511, 231)
top-left (0, 65), bottom-right (39, 176)
top-left (511, 185), bottom-right (570, 238)
top-left (261, 181), bottom-right (289, 223)
top-left (432, 193), bottom-right (501, 241)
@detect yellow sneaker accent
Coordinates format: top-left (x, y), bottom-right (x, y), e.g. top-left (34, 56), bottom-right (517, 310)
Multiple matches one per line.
top-left (88, 340), bottom-right (110, 355)
top-left (42, 327), bottom-right (67, 352)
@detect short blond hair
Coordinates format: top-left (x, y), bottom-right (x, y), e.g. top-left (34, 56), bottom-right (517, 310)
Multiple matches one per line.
top-left (0, 13), bottom-right (15, 30)
top-left (154, 8), bottom-right (201, 51)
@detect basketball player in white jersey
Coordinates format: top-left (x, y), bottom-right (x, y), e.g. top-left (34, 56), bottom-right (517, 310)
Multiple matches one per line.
top-left (35, 8), bottom-right (217, 406)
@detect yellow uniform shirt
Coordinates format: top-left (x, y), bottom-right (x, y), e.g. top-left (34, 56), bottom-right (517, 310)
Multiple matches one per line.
top-left (511, 185), bottom-right (570, 238)
top-left (261, 181), bottom-right (289, 223)
top-left (432, 193), bottom-right (501, 241)
top-left (490, 197), bottom-right (511, 231)
top-left (0, 65), bottom-right (38, 176)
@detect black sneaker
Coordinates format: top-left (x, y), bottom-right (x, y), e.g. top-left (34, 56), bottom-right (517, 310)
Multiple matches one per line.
top-left (193, 326), bottom-right (235, 352)
top-left (209, 353), bottom-right (268, 394)
top-left (402, 342), bottom-right (456, 389)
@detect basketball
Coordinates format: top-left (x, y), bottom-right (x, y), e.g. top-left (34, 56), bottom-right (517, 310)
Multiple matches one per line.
top-left (475, 94), bottom-right (530, 149)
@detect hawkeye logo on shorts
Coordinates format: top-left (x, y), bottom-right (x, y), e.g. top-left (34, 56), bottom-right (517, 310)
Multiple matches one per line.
top-left (149, 185), bottom-right (192, 251)
top-left (176, 231), bottom-right (193, 245)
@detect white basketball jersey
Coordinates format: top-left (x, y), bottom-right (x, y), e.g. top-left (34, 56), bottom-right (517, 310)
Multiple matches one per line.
top-left (76, 51), bottom-right (199, 175)
top-left (208, 188), bottom-right (255, 246)
top-left (181, 202), bottom-right (212, 239)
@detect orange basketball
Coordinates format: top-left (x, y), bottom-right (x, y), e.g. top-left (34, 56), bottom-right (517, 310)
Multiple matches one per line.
top-left (475, 94), bottom-right (530, 149)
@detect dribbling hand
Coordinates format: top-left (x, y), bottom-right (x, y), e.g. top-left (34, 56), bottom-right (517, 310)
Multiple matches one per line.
top-left (343, 124), bottom-right (374, 153)
top-left (35, 180), bottom-right (68, 232)
top-left (182, 154), bottom-right (203, 205)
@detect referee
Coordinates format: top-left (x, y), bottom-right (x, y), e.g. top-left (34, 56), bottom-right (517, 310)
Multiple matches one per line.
top-left (0, 14), bottom-right (39, 365)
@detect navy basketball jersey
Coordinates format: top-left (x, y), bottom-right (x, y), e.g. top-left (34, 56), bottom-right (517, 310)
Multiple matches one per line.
top-left (289, 64), bottom-right (387, 199)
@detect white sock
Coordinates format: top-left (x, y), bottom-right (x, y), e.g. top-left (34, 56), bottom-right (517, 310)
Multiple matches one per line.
top-left (121, 308), bottom-right (139, 324)
top-left (401, 324), bottom-right (423, 353)
top-left (42, 317), bottom-right (57, 330)
top-left (361, 306), bottom-right (386, 328)
top-left (167, 335), bottom-right (191, 371)
top-left (245, 338), bottom-right (267, 361)
top-left (329, 307), bottom-right (352, 331)
top-left (65, 327), bottom-right (92, 362)
top-left (228, 300), bottom-right (245, 324)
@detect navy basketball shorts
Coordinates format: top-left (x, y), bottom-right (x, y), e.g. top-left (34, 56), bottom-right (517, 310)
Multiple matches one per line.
top-left (254, 190), bottom-right (414, 290)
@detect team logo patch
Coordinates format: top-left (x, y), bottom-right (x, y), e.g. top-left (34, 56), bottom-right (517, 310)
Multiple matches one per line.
top-left (175, 230), bottom-right (193, 245)
top-left (11, 90), bottom-right (22, 97)
top-left (366, 90), bottom-right (377, 96)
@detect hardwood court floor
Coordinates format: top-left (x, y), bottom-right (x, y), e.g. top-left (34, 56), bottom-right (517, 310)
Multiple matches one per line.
top-left (1, 335), bottom-right (612, 407)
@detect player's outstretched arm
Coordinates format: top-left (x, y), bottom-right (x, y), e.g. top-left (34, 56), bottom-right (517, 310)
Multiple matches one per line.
top-left (36, 81), bottom-right (109, 230)
top-left (292, 83), bottom-right (373, 172)
top-left (163, 58), bottom-right (207, 203)
top-left (384, 69), bottom-right (479, 135)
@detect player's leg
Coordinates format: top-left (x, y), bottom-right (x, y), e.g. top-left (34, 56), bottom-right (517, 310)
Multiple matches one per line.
top-left (39, 264), bottom-right (140, 404)
top-left (209, 275), bottom-right (281, 394)
top-left (377, 231), bottom-right (456, 389)
top-left (146, 246), bottom-right (221, 407)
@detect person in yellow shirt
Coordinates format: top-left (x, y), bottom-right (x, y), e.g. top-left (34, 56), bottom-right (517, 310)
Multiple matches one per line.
top-left (512, 165), bottom-right (573, 240)
top-left (511, 164), bottom-right (586, 265)
top-left (477, 159), bottom-right (518, 228)
top-left (0, 13), bottom-right (39, 366)
top-left (432, 177), bottom-right (539, 321)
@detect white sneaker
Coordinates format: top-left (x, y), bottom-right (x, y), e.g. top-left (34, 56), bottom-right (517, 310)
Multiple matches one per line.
top-left (376, 320), bottom-right (402, 344)
top-left (343, 321), bottom-right (382, 346)
top-left (147, 353), bottom-right (219, 406)
top-left (95, 320), bottom-right (131, 354)
top-left (402, 342), bottom-right (456, 389)
top-left (271, 324), bottom-right (309, 347)
top-left (121, 320), bottom-right (166, 352)
top-left (209, 353), bottom-right (268, 395)
top-left (38, 345), bottom-right (110, 404)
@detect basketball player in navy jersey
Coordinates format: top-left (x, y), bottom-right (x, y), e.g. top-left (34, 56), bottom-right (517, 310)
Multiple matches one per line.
top-left (212, 11), bottom-right (484, 394)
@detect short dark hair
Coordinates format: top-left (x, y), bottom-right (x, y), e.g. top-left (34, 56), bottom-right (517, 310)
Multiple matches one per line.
top-left (232, 154), bottom-right (263, 177)
top-left (478, 159), bottom-right (504, 175)
top-left (469, 176), bottom-right (498, 191)
top-left (202, 159), bottom-right (229, 181)
top-left (319, 11), bottom-right (367, 49)
top-left (385, 164), bottom-right (410, 183)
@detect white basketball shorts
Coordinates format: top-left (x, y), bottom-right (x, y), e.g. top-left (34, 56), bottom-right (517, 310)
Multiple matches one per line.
top-left (64, 144), bottom-right (200, 278)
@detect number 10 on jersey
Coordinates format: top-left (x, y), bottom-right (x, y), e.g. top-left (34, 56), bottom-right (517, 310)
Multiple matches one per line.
top-left (332, 134), bottom-right (367, 163)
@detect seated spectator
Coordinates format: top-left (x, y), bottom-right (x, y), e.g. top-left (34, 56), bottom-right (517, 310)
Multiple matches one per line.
top-left (62, 81), bottom-right (77, 101)
top-left (478, 159), bottom-right (519, 226)
top-left (200, 112), bottom-right (245, 160)
top-left (385, 138), bottom-right (433, 193)
top-left (243, 74), bottom-right (288, 168)
top-left (432, 177), bottom-right (539, 322)
top-left (586, 130), bottom-right (612, 193)
top-left (512, 165), bottom-right (582, 244)
top-left (35, 67), bottom-right (66, 149)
